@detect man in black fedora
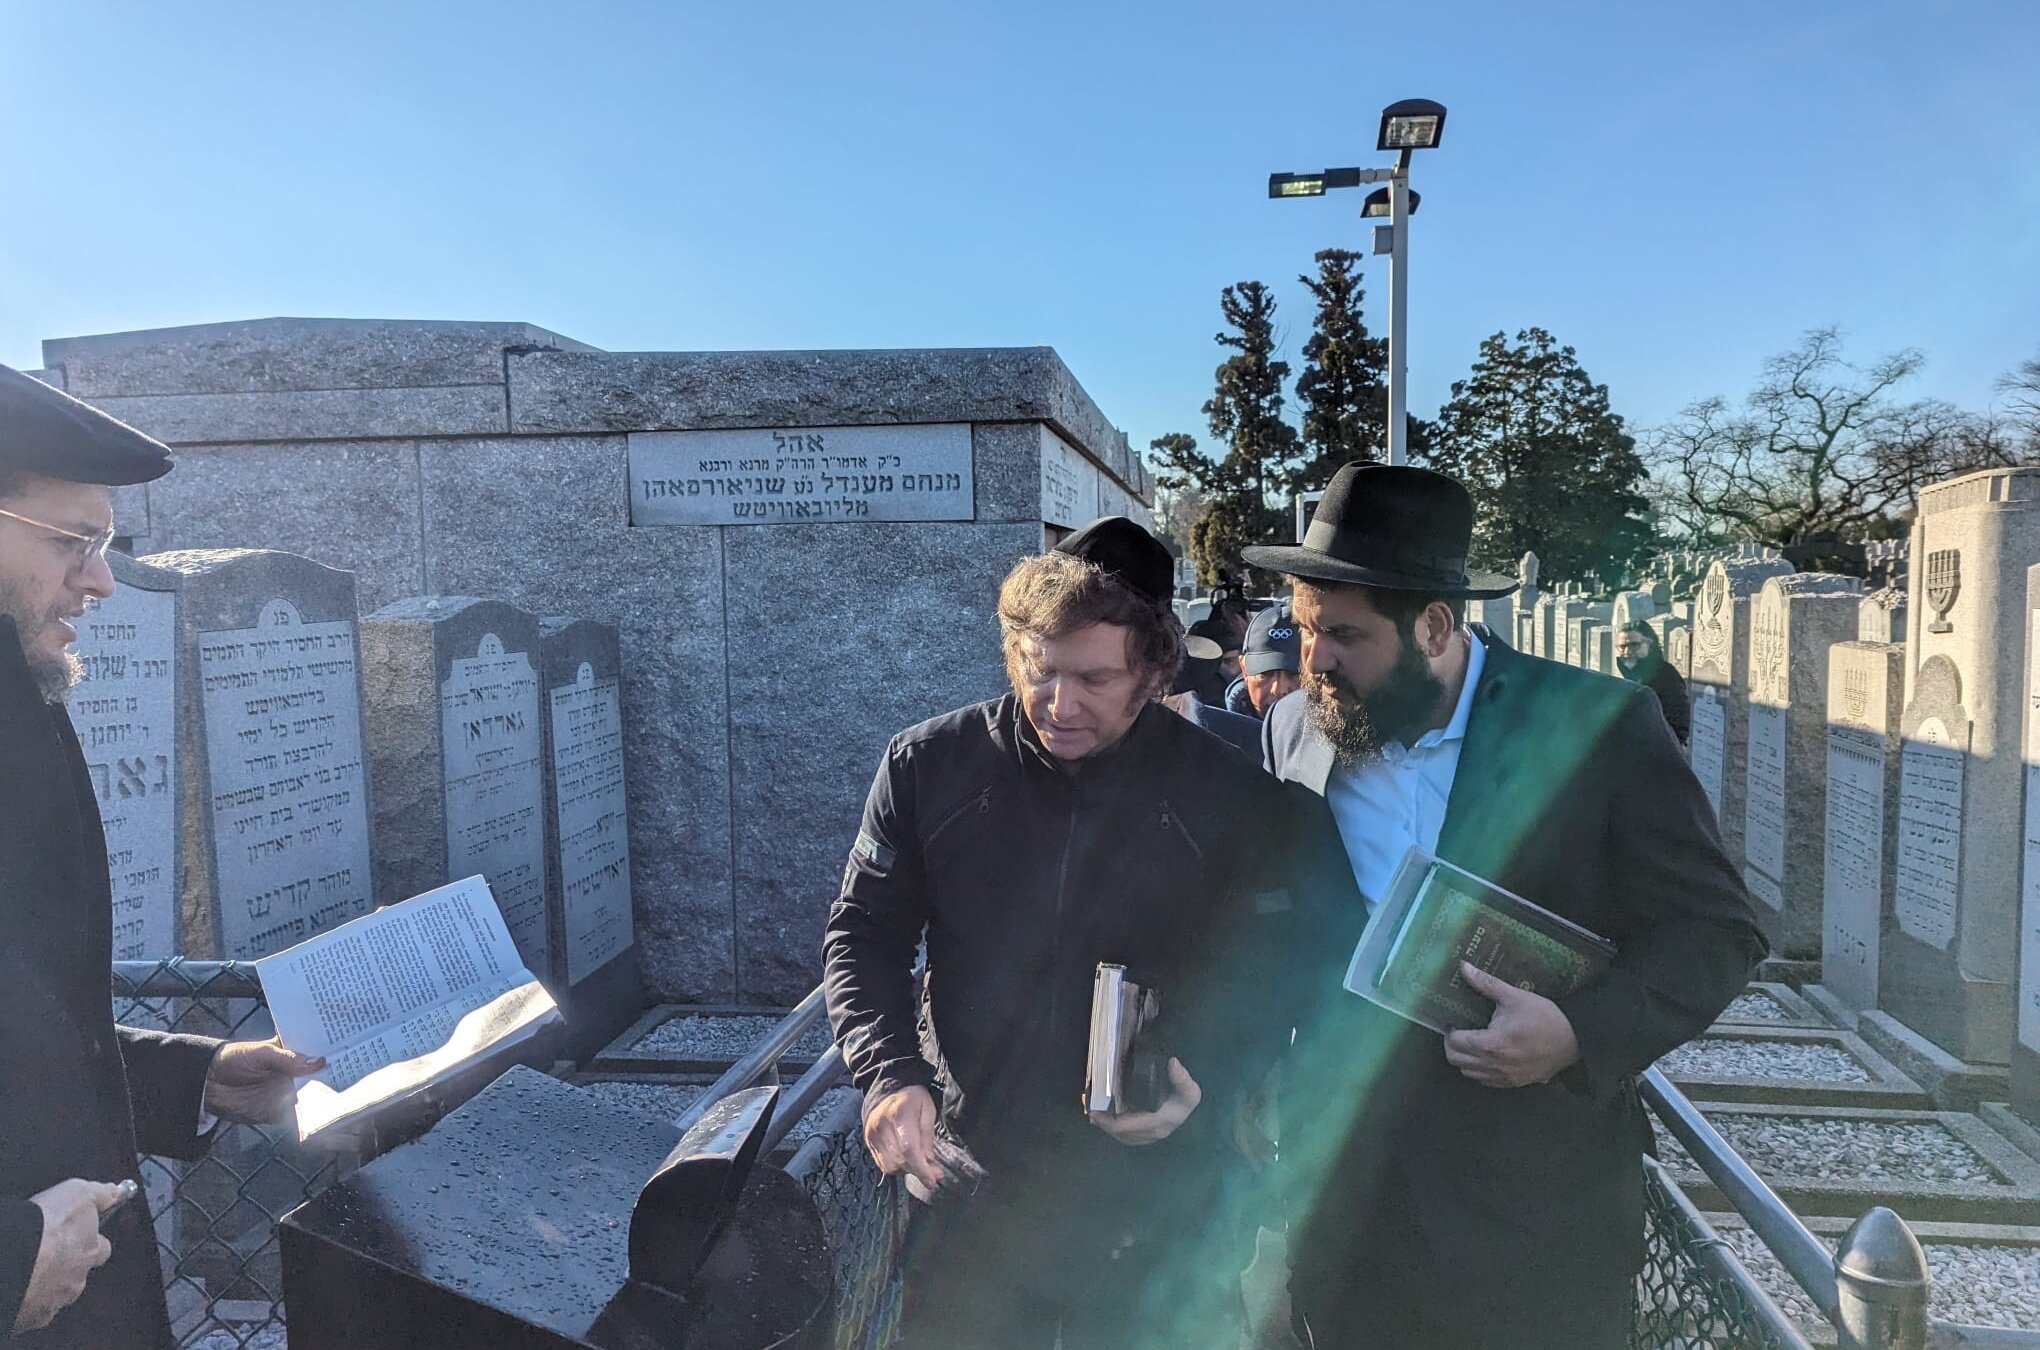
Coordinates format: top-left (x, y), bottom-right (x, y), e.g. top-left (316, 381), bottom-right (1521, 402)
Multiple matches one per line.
top-left (0, 364), bottom-right (319, 1347)
top-left (824, 516), bottom-right (1357, 1348)
top-left (1244, 463), bottom-right (1764, 1349)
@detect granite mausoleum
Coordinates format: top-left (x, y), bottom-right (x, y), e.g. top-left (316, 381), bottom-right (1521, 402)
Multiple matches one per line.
top-left (33, 318), bottom-right (1152, 1002)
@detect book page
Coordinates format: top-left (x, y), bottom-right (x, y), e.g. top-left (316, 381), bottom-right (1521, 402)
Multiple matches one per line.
top-left (255, 874), bottom-right (560, 1138)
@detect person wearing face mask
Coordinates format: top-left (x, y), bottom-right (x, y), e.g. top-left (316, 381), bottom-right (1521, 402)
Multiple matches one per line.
top-left (823, 516), bottom-right (1357, 1350)
top-left (1244, 463), bottom-right (1765, 1350)
top-left (1616, 622), bottom-right (1689, 747)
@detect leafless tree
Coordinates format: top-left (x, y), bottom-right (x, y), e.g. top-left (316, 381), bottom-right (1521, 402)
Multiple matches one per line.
top-left (1644, 328), bottom-right (2018, 547)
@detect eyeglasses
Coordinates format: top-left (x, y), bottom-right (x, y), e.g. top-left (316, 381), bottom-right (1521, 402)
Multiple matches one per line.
top-left (0, 506), bottom-right (117, 568)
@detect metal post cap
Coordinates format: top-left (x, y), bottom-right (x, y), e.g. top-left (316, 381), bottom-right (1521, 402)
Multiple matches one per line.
top-left (1835, 1207), bottom-right (1930, 1307)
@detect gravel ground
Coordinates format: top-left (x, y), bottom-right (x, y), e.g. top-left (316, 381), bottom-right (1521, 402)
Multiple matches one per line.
top-left (1652, 1115), bottom-right (2007, 1186)
top-left (629, 1013), bottom-right (834, 1061)
top-left (1720, 991), bottom-right (1794, 1023)
top-left (1712, 1219), bottom-right (2040, 1331)
top-left (1657, 1038), bottom-right (1872, 1083)
top-left (574, 1079), bottom-right (861, 1149)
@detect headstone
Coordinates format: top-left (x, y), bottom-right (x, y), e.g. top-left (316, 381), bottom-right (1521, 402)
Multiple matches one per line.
top-left (2017, 569), bottom-right (2040, 1121)
top-left (1469, 594), bottom-right (1515, 647)
top-left (1889, 468), bottom-right (2040, 1065)
top-left (148, 549), bottom-right (377, 958)
top-left (1741, 574), bottom-right (1863, 957)
top-left (1586, 624), bottom-right (1614, 676)
top-left (67, 553), bottom-right (181, 958)
top-left (1688, 555), bottom-right (1795, 863)
top-left (1566, 604), bottom-right (1611, 668)
top-left (1824, 639), bottom-right (1907, 1011)
top-left (539, 617), bottom-right (641, 1058)
top-left (1667, 625), bottom-right (1694, 679)
top-left (1861, 587), bottom-right (1909, 645)
top-left (361, 597), bottom-right (551, 976)
top-left (1518, 551), bottom-right (1540, 602)
top-left (1533, 594), bottom-right (1558, 659)
top-left (1611, 590), bottom-right (1656, 630)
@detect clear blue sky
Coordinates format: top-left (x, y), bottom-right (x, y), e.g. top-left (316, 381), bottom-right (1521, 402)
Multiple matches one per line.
top-left (4, 1), bottom-right (2036, 462)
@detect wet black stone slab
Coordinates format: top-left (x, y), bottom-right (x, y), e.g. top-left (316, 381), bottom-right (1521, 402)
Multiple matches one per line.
top-left (279, 1065), bottom-right (828, 1349)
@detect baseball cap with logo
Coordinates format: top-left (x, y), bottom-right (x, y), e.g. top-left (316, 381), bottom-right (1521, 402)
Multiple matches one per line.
top-left (1242, 603), bottom-right (1300, 675)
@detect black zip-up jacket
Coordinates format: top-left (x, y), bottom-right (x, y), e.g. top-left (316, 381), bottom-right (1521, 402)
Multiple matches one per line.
top-left (822, 695), bottom-right (1358, 1195)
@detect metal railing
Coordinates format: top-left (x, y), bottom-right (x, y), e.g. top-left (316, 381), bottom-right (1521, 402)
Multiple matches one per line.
top-left (100, 959), bottom-right (2035, 1350)
top-left (1641, 1066), bottom-right (2040, 1350)
top-left (111, 958), bottom-right (345, 1350)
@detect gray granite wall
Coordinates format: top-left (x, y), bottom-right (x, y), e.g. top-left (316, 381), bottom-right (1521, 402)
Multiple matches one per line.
top-left (45, 319), bottom-right (1149, 1002)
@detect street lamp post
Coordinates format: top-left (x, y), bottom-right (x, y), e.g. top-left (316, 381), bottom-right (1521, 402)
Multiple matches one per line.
top-left (1267, 97), bottom-right (1447, 468)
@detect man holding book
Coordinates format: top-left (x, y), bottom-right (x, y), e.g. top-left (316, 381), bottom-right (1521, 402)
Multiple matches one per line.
top-left (1245, 463), bottom-right (1765, 1350)
top-left (0, 366), bottom-right (319, 1347)
top-left (823, 516), bottom-right (1356, 1349)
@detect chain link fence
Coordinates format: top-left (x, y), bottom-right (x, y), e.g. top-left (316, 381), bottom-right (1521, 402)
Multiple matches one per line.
top-left (783, 1093), bottom-right (908, 1350)
top-left (113, 959), bottom-right (344, 1350)
top-left (1633, 1156), bottom-right (1812, 1350)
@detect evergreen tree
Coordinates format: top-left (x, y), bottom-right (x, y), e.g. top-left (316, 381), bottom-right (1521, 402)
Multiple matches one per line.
top-left (1291, 249), bottom-right (1435, 492)
top-left (1152, 281), bottom-right (1299, 586)
top-left (1423, 328), bottom-right (1652, 581)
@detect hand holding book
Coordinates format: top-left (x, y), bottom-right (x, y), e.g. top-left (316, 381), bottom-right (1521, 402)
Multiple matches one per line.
top-left (1344, 848), bottom-right (1615, 1067)
top-left (1441, 961), bottom-right (1584, 1088)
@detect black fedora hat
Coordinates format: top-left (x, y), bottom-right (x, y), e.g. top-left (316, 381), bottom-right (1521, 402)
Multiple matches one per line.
top-left (0, 363), bottom-right (174, 486)
top-left (1242, 462), bottom-right (1517, 599)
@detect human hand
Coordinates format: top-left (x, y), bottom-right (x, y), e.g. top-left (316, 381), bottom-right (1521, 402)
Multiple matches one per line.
top-left (1442, 963), bottom-right (1581, 1089)
top-left (14, 1179), bottom-right (121, 1333)
top-left (203, 1037), bottom-right (325, 1125)
top-left (1089, 1058), bottom-right (1202, 1145)
top-left (862, 1085), bottom-right (946, 1193)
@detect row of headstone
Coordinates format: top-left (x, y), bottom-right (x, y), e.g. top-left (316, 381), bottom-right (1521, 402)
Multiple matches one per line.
top-left (69, 548), bottom-right (639, 1049)
top-left (1622, 469), bottom-right (2040, 1131)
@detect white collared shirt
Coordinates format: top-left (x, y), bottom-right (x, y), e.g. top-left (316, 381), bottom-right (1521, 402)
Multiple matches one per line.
top-left (1323, 630), bottom-right (1485, 912)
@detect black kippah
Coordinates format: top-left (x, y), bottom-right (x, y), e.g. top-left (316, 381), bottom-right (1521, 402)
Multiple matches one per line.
top-left (1054, 516), bottom-right (1174, 605)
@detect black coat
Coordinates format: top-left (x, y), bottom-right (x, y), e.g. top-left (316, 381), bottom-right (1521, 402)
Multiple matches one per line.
top-left (0, 618), bottom-right (220, 1348)
top-left (823, 695), bottom-right (1357, 1216)
top-left (1626, 653), bottom-right (1691, 746)
top-left (1262, 630), bottom-right (1765, 1343)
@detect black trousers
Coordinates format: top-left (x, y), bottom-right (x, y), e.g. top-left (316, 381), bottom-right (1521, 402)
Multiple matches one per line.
top-left (1288, 1168), bottom-right (1635, 1350)
top-left (891, 1176), bottom-right (1247, 1350)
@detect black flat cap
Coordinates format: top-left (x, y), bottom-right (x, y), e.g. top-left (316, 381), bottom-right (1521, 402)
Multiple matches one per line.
top-left (0, 363), bottom-right (174, 485)
top-left (1054, 516), bottom-right (1174, 606)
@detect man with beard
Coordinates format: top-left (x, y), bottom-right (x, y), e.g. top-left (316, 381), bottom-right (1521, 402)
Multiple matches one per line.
top-left (1244, 463), bottom-right (1764, 1350)
top-left (0, 364), bottom-right (320, 1348)
top-left (1617, 622), bottom-right (1690, 746)
top-left (824, 516), bottom-right (1356, 1349)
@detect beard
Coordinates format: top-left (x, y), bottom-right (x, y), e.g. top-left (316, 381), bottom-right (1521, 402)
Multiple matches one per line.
top-left (0, 576), bottom-right (82, 703)
top-left (1303, 633), bottom-right (1447, 767)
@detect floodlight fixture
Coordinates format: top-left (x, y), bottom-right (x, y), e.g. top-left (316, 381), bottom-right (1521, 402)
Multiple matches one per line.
top-left (1269, 167), bottom-right (1365, 199)
top-left (1377, 98), bottom-right (1447, 152)
top-left (1361, 188), bottom-right (1419, 217)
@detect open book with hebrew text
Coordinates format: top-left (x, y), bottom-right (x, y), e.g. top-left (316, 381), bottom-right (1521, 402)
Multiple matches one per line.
top-left (256, 874), bottom-right (561, 1140)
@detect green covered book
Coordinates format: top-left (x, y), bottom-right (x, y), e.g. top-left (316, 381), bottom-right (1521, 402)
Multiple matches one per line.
top-left (1343, 847), bottom-right (1616, 1034)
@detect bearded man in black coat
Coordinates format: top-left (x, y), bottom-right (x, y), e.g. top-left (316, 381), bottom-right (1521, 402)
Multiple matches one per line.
top-left (0, 365), bottom-right (319, 1348)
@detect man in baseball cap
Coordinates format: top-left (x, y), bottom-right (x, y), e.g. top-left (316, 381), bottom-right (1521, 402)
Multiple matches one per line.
top-left (1227, 602), bottom-right (1302, 718)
